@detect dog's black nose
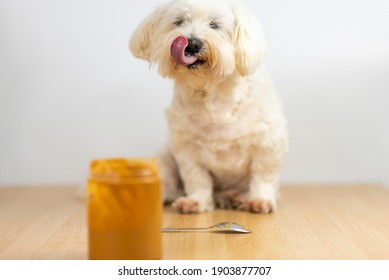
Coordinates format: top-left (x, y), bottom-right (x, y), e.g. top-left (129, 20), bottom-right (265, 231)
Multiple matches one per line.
top-left (185, 38), bottom-right (203, 55)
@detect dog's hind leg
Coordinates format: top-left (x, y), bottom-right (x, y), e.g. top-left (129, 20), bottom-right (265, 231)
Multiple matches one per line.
top-left (214, 190), bottom-right (247, 210)
top-left (158, 144), bottom-right (184, 204)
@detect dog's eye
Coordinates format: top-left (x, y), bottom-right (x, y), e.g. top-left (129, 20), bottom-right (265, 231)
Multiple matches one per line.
top-left (209, 21), bottom-right (220, 29)
top-left (174, 18), bottom-right (184, 27)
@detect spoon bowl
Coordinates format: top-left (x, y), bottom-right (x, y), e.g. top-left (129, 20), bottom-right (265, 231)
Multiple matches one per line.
top-left (162, 222), bottom-right (252, 234)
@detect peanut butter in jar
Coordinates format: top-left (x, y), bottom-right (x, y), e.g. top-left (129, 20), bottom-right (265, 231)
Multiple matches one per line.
top-left (87, 158), bottom-right (163, 260)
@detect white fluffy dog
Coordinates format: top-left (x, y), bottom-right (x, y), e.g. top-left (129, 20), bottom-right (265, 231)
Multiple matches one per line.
top-left (130, 0), bottom-right (288, 214)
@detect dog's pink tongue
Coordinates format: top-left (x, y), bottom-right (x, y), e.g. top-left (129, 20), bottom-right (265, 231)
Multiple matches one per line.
top-left (171, 36), bottom-right (198, 66)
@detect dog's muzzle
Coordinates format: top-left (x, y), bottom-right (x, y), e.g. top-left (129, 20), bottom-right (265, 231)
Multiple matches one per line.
top-left (171, 36), bottom-right (204, 67)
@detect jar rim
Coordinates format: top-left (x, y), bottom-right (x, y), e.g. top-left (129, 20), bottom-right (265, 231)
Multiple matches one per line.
top-left (89, 158), bottom-right (161, 183)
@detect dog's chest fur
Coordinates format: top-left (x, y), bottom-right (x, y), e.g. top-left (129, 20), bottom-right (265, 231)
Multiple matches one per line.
top-left (166, 73), bottom-right (276, 189)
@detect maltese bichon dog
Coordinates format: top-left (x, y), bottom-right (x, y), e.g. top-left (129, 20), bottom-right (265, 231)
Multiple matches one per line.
top-left (130, 0), bottom-right (288, 214)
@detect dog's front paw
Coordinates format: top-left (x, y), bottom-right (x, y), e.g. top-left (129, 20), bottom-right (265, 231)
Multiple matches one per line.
top-left (172, 197), bottom-right (200, 214)
top-left (172, 195), bottom-right (215, 213)
top-left (248, 199), bottom-right (276, 214)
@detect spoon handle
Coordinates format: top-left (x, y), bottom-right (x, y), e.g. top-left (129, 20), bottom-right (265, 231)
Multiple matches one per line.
top-left (162, 227), bottom-right (210, 232)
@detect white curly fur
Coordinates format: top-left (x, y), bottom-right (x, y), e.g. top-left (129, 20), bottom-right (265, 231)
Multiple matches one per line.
top-left (130, 0), bottom-right (288, 213)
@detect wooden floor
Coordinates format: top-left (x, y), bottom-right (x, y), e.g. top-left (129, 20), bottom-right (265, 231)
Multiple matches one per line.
top-left (0, 185), bottom-right (388, 259)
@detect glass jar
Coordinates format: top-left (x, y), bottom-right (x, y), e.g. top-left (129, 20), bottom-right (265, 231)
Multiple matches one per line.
top-left (87, 158), bottom-right (163, 260)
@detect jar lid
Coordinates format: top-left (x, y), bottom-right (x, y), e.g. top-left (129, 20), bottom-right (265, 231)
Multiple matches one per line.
top-left (89, 158), bottom-right (160, 184)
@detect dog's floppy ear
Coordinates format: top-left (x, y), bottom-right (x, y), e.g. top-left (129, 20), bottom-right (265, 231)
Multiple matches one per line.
top-left (233, 5), bottom-right (267, 76)
top-left (129, 6), bottom-right (166, 62)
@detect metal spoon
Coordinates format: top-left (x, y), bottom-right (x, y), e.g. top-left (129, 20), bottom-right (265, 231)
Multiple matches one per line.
top-left (162, 222), bottom-right (252, 234)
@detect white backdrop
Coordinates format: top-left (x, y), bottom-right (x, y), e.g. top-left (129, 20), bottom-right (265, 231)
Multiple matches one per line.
top-left (1, 0), bottom-right (388, 186)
